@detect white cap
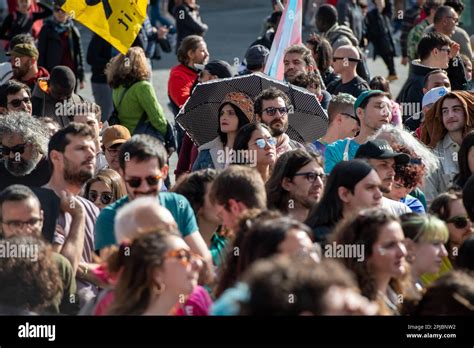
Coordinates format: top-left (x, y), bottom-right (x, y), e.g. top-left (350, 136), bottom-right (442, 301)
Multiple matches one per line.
top-left (422, 86), bottom-right (450, 109)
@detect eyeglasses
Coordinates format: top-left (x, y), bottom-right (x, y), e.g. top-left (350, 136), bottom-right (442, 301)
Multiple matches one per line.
top-left (1, 218), bottom-right (42, 230)
top-left (165, 248), bottom-right (200, 266)
top-left (124, 174), bottom-right (162, 188)
top-left (340, 112), bottom-right (359, 122)
top-left (293, 171), bottom-right (326, 183)
top-left (254, 137), bottom-right (277, 149)
top-left (446, 16), bottom-right (459, 23)
top-left (438, 47), bottom-right (451, 54)
top-left (54, 6), bottom-right (65, 13)
top-left (263, 107), bottom-right (288, 116)
top-left (87, 191), bottom-right (113, 205)
top-left (446, 215), bottom-right (470, 229)
top-left (333, 57), bottom-right (360, 62)
top-left (105, 146), bottom-right (120, 155)
top-left (1, 143), bottom-right (27, 156)
top-left (8, 97), bottom-right (31, 108)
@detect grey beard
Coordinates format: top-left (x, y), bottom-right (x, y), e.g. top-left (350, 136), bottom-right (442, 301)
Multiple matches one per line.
top-left (4, 154), bottom-right (40, 177)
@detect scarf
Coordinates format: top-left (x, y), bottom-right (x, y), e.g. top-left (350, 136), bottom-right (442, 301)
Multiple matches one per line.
top-left (51, 18), bottom-right (73, 34)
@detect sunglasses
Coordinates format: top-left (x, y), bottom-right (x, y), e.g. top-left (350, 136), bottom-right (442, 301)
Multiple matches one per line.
top-left (8, 97), bottom-right (31, 108)
top-left (446, 216), bottom-right (470, 229)
top-left (254, 137), bottom-right (277, 149)
top-left (1, 143), bottom-right (27, 156)
top-left (340, 112), bottom-right (359, 122)
top-left (293, 171), bottom-right (326, 183)
top-left (333, 57), bottom-right (360, 62)
top-left (438, 47), bottom-right (451, 54)
top-left (87, 191), bottom-right (113, 205)
top-left (263, 107), bottom-right (288, 116)
top-left (125, 174), bottom-right (162, 188)
top-left (54, 6), bottom-right (65, 13)
top-left (165, 248), bottom-right (200, 266)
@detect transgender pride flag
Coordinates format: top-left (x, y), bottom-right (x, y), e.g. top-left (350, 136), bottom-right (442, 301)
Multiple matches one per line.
top-left (264, 0), bottom-right (303, 81)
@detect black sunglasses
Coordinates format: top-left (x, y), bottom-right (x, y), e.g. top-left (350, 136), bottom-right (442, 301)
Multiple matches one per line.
top-left (263, 107), bottom-right (288, 116)
top-left (333, 57), bottom-right (361, 63)
top-left (340, 112), bottom-right (359, 122)
top-left (8, 97), bottom-right (31, 108)
top-left (293, 171), bottom-right (326, 183)
top-left (88, 191), bottom-right (113, 205)
top-left (446, 216), bottom-right (470, 229)
top-left (125, 175), bottom-right (162, 188)
top-left (1, 143), bottom-right (27, 156)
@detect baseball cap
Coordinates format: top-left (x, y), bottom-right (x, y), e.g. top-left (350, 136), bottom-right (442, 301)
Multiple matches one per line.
top-left (245, 45), bottom-right (270, 67)
top-left (355, 139), bottom-right (410, 165)
top-left (422, 86), bottom-right (450, 109)
top-left (6, 43), bottom-right (39, 59)
top-left (195, 60), bottom-right (234, 79)
top-left (353, 90), bottom-right (384, 114)
top-left (102, 125), bottom-right (131, 149)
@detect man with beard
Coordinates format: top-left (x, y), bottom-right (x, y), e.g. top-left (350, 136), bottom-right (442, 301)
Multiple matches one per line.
top-left (95, 134), bottom-right (212, 270)
top-left (7, 43), bottom-right (49, 92)
top-left (266, 149), bottom-right (325, 222)
top-left (0, 80), bottom-right (32, 115)
top-left (44, 122), bottom-right (100, 306)
top-left (355, 139), bottom-right (413, 216)
top-left (0, 112), bottom-right (51, 191)
top-left (254, 87), bottom-right (303, 157)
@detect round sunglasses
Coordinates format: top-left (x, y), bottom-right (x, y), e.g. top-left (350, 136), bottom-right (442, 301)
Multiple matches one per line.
top-left (87, 191), bottom-right (113, 205)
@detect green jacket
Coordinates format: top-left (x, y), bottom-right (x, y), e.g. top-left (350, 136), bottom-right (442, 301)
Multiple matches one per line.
top-left (113, 80), bottom-right (167, 137)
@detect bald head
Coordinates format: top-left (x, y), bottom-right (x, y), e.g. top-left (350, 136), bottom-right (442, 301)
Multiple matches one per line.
top-left (114, 197), bottom-right (177, 243)
top-left (332, 45), bottom-right (360, 74)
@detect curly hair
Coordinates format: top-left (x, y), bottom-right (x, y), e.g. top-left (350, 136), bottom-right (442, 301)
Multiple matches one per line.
top-left (0, 235), bottom-right (62, 313)
top-left (392, 144), bottom-right (425, 189)
top-left (305, 34), bottom-right (333, 72)
top-left (331, 208), bottom-right (410, 314)
top-left (373, 124), bottom-right (440, 175)
top-left (0, 112), bottom-right (49, 157)
top-left (106, 46), bottom-right (150, 88)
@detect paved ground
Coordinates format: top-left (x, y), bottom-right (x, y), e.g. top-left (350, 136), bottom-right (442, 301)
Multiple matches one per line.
top-left (1, 2), bottom-right (410, 182)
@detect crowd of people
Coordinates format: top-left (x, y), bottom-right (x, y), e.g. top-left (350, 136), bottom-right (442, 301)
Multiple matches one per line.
top-left (0, 0), bottom-right (473, 316)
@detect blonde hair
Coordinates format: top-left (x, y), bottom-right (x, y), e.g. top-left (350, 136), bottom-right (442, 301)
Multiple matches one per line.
top-left (401, 214), bottom-right (449, 244)
top-left (105, 46), bottom-right (150, 88)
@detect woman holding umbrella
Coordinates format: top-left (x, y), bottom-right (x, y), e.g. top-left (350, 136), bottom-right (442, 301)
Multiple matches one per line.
top-left (192, 92), bottom-right (254, 171)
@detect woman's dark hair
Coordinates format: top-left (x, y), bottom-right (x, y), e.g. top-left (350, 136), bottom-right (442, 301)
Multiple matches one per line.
top-left (454, 131), bottom-right (474, 188)
top-left (305, 34), bottom-right (333, 72)
top-left (171, 168), bottom-right (218, 215)
top-left (214, 209), bottom-right (281, 298)
top-left (266, 149), bottom-right (323, 213)
top-left (82, 168), bottom-right (127, 205)
top-left (369, 76), bottom-right (392, 99)
top-left (392, 144), bottom-right (425, 189)
top-left (456, 236), bottom-right (474, 272)
top-left (217, 103), bottom-right (251, 146)
top-left (236, 216), bottom-right (313, 276)
top-left (305, 160), bottom-right (374, 236)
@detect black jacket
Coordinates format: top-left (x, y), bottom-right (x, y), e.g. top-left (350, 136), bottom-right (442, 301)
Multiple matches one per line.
top-left (174, 3), bottom-right (208, 48)
top-left (38, 18), bottom-right (85, 82)
top-left (87, 33), bottom-right (113, 84)
top-left (364, 9), bottom-right (395, 58)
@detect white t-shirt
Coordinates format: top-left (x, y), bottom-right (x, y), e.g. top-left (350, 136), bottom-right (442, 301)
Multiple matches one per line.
top-left (381, 197), bottom-right (412, 216)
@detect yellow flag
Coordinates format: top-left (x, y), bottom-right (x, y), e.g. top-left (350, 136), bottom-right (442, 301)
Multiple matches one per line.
top-left (62, 0), bottom-right (148, 54)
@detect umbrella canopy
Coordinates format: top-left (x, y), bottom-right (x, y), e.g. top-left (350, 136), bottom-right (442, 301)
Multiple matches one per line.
top-left (175, 72), bottom-right (329, 147)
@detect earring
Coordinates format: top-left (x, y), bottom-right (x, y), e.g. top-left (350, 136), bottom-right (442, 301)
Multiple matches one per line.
top-left (406, 254), bottom-right (415, 263)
